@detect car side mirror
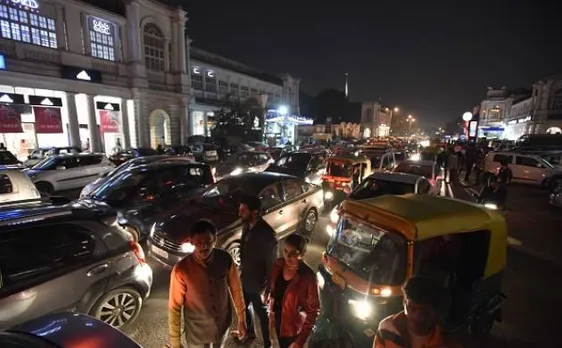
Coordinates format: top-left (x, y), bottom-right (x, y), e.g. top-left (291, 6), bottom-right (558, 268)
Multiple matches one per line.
top-left (27, 155), bottom-right (31, 160)
top-left (56, 166), bottom-right (66, 170)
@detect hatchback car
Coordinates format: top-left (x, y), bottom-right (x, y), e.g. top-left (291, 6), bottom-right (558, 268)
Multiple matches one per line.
top-left (266, 152), bottom-right (327, 186)
top-left (0, 170), bottom-right (41, 204)
top-left (0, 151), bottom-right (24, 170)
top-left (147, 172), bottom-right (324, 267)
top-left (394, 159), bottom-right (444, 195)
top-left (0, 206), bottom-right (152, 330)
top-left (25, 153), bottom-right (114, 194)
top-left (23, 147), bottom-right (81, 168)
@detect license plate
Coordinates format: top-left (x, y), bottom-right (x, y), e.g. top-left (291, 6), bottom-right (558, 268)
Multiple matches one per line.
top-left (331, 273), bottom-right (346, 289)
top-left (151, 245), bottom-right (168, 259)
top-left (205, 151), bottom-right (217, 156)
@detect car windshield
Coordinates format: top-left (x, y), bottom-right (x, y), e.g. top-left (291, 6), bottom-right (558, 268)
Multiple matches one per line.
top-left (538, 157), bottom-right (556, 169)
top-left (350, 178), bottom-right (415, 200)
top-left (30, 156), bottom-right (59, 170)
top-left (326, 161), bottom-right (352, 177)
top-left (395, 162), bottom-right (433, 178)
top-left (200, 176), bottom-right (256, 212)
top-left (0, 151), bottom-right (19, 165)
top-left (327, 217), bottom-right (406, 284)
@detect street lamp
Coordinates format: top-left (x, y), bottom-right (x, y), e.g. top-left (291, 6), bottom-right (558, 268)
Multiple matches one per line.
top-left (407, 115), bottom-right (415, 135)
top-left (462, 112), bottom-right (473, 122)
top-left (278, 105), bottom-right (289, 116)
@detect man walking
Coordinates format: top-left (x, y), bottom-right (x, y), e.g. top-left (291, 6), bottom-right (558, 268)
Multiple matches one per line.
top-left (233, 195), bottom-right (278, 347)
top-left (168, 220), bottom-right (246, 348)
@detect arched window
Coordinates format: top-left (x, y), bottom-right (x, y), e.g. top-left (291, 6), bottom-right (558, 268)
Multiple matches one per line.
top-left (143, 23), bottom-right (165, 71)
top-left (551, 89), bottom-right (562, 110)
top-left (0, 1), bottom-right (57, 48)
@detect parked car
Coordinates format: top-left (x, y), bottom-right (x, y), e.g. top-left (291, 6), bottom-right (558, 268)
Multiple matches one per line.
top-left (359, 146), bottom-right (397, 172)
top-left (0, 169), bottom-right (41, 204)
top-left (78, 162), bottom-right (214, 242)
top-left (215, 151), bottom-right (273, 181)
top-left (482, 151), bottom-right (562, 188)
top-left (23, 147), bottom-right (81, 167)
top-left (266, 152), bottom-right (327, 186)
top-left (25, 153), bottom-right (114, 194)
top-left (0, 150), bottom-right (24, 170)
top-left (394, 159), bottom-right (444, 195)
top-left (0, 206), bottom-right (153, 329)
top-left (147, 172), bottom-right (324, 268)
top-left (245, 141), bottom-right (268, 152)
top-left (550, 184), bottom-right (562, 208)
top-left (108, 148), bottom-right (159, 166)
top-left (190, 143), bottom-right (220, 163)
top-left (80, 155), bottom-right (195, 198)
top-left (1, 312), bottom-right (143, 347)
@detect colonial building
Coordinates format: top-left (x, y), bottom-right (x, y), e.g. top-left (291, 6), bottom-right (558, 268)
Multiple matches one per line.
top-left (188, 47), bottom-right (301, 137)
top-left (503, 96), bottom-right (534, 140)
top-left (0, 0), bottom-right (190, 155)
top-left (361, 101), bottom-right (391, 138)
top-left (530, 74), bottom-right (562, 135)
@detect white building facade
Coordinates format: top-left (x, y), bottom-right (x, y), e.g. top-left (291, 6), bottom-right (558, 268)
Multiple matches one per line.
top-left (0, 0), bottom-right (190, 156)
top-left (188, 47), bottom-right (301, 137)
top-left (503, 97), bottom-right (534, 140)
top-left (530, 75), bottom-right (562, 135)
top-left (361, 101), bottom-right (391, 138)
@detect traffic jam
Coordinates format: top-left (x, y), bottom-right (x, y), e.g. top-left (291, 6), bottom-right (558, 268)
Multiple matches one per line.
top-left (2, 136), bottom-right (559, 347)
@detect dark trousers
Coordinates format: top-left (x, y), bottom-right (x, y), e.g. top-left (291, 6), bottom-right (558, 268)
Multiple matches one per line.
top-left (244, 291), bottom-right (271, 348)
top-left (275, 312), bottom-right (296, 348)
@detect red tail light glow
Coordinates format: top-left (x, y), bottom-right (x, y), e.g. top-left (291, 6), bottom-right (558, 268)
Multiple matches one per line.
top-left (129, 241), bottom-right (146, 264)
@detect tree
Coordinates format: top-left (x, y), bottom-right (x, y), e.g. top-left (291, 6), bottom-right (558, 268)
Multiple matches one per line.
top-left (210, 97), bottom-right (263, 142)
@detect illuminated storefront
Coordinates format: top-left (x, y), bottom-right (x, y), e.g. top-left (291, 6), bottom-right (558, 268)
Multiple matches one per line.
top-left (264, 110), bottom-right (313, 145)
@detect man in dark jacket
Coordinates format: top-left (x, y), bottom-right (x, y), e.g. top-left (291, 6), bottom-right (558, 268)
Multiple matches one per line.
top-left (233, 195), bottom-right (278, 347)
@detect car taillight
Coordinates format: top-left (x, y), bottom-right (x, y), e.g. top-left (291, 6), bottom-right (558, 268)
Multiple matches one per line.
top-left (129, 241), bottom-right (146, 264)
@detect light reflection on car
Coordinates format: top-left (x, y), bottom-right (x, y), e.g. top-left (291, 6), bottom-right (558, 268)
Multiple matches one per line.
top-left (214, 151), bottom-right (273, 181)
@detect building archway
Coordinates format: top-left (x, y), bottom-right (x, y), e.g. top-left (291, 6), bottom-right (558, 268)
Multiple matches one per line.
top-left (148, 109), bottom-right (171, 149)
top-left (546, 127), bottom-right (562, 135)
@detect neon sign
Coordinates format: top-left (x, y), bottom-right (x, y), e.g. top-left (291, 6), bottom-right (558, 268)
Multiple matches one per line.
top-left (92, 19), bottom-right (111, 35)
top-left (10, 0), bottom-right (39, 9)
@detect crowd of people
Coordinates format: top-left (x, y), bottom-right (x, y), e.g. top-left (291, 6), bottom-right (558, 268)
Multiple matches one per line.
top-left (166, 193), bottom-right (463, 348)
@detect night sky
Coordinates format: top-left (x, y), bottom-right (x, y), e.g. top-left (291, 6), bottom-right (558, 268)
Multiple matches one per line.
top-left (169, 0), bottom-right (561, 128)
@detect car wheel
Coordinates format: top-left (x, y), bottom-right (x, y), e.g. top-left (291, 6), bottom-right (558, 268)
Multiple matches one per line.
top-left (35, 182), bottom-right (53, 195)
top-left (303, 208), bottom-right (318, 235)
top-left (124, 225), bottom-right (140, 242)
top-left (90, 288), bottom-right (142, 329)
top-left (227, 241), bottom-right (242, 268)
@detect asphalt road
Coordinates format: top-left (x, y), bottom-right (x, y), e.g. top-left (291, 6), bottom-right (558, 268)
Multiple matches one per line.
top-left (114, 183), bottom-right (561, 348)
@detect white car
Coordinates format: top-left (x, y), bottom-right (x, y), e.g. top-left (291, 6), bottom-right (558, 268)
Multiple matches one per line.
top-left (25, 153), bottom-right (114, 194)
top-left (0, 169), bottom-right (41, 205)
top-left (394, 159), bottom-right (444, 195)
top-left (483, 151), bottom-right (562, 188)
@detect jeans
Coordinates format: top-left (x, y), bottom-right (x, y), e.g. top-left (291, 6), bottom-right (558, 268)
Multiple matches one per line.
top-left (275, 312), bottom-right (296, 348)
top-left (244, 291), bottom-right (271, 348)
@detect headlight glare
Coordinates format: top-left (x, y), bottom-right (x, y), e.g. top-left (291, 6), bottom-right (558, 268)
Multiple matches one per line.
top-left (230, 167), bottom-right (243, 176)
top-left (181, 242), bottom-right (195, 253)
top-left (348, 299), bottom-right (373, 320)
top-left (316, 272), bottom-right (325, 290)
top-left (330, 206), bottom-right (339, 224)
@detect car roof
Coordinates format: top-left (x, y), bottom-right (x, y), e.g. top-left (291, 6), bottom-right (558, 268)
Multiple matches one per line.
top-left (131, 161), bottom-right (209, 172)
top-left (341, 194), bottom-right (506, 241)
top-left (400, 159), bottom-right (435, 166)
top-left (366, 171), bottom-right (423, 184)
top-left (0, 206), bottom-right (115, 229)
top-left (50, 153), bottom-right (105, 158)
top-left (232, 172), bottom-right (298, 186)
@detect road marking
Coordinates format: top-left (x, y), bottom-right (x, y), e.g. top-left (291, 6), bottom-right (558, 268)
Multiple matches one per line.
top-left (507, 236), bottom-right (523, 246)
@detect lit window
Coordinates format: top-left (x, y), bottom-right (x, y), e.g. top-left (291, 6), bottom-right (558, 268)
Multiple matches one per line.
top-left (88, 17), bottom-right (115, 61)
top-left (143, 23), bottom-right (165, 72)
top-left (0, 4), bottom-right (56, 48)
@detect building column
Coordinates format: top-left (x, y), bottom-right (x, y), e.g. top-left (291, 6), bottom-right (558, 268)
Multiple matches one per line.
top-left (86, 95), bottom-right (102, 152)
top-left (175, 14), bottom-right (187, 73)
top-left (180, 99), bottom-right (189, 145)
top-left (125, 2), bottom-right (142, 63)
top-left (121, 100), bottom-right (131, 149)
top-left (54, 4), bottom-right (66, 50)
top-left (65, 93), bottom-right (81, 149)
top-left (164, 39), bottom-right (171, 72)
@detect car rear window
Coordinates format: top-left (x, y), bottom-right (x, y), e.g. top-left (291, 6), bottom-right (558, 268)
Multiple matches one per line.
top-left (0, 174), bottom-right (13, 194)
top-left (0, 151), bottom-right (19, 165)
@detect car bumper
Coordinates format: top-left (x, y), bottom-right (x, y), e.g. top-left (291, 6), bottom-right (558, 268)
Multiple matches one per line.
top-left (146, 240), bottom-right (187, 269)
top-left (133, 263), bottom-right (154, 299)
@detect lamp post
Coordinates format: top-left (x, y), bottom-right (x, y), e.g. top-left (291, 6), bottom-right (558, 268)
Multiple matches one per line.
top-left (462, 111), bottom-right (472, 138)
top-left (407, 114), bottom-right (415, 135)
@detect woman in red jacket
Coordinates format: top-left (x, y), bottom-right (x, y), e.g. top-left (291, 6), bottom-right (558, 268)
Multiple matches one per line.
top-left (268, 234), bottom-right (320, 348)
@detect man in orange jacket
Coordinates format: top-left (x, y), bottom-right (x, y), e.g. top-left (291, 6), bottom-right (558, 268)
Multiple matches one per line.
top-left (373, 276), bottom-right (461, 348)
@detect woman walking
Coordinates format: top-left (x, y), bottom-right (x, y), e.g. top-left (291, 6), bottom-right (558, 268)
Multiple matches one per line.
top-left (268, 234), bottom-right (320, 348)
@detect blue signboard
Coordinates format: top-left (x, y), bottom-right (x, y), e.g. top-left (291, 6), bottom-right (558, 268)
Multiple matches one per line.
top-left (0, 54), bottom-right (5, 70)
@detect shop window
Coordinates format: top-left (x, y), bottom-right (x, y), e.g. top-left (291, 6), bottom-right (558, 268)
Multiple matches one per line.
top-left (143, 23), bottom-right (165, 72)
top-left (89, 18), bottom-right (115, 61)
top-left (0, 4), bottom-right (56, 49)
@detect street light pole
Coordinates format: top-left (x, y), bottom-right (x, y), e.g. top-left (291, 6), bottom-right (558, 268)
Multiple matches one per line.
top-left (407, 115), bottom-right (415, 135)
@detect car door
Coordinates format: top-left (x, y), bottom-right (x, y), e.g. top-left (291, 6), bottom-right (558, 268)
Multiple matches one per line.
top-left (77, 155), bottom-right (104, 188)
top-left (258, 182), bottom-right (285, 235)
top-left (513, 155), bottom-right (545, 184)
top-left (54, 157), bottom-right (84, 191)
top-left (279, 179), bottom-right (305, 235)
top-left (0, 223), bottom-right (107, 329)
top-left (488, 153), bottom-right (512, 176)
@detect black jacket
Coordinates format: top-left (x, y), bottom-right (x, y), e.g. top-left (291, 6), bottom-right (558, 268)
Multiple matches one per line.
top-left (240, 218), bottom-right (278, 294)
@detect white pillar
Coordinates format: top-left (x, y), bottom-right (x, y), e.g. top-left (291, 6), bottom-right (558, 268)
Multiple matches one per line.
top-left (65, 93), bottom-right (81, 149)
top-left (180, 98), bottom-right (189, 144)
top-left (120, 101), bottom-right (131, 149)
top-left (175, 13), bottom-right (187, 73)
top-left (164, 39), bottom-right (171, 72)
top-left (54, 4), bottom-right (66, 49)
top-left (86, 96), bottom-right (102, 152)
top-left (125, 2), bottom-right (142, 63)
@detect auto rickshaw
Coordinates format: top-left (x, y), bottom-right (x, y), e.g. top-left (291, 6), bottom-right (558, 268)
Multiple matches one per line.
top-left (322, 155), bottom-right (371, 209)
top-left (310, 194), bottom-right (507, 348)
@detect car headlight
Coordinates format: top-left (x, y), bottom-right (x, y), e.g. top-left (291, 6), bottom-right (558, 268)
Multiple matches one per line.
top-left (150, 223), bottom-right (156, 238)
top-left (316, 272), bottom-right (325, 290)
top-left (330, 206), bottom-right (339, 224)
top-left (230, 167), bottom-right (243, 176)
top-left (410, 153), bottom-right (421, 161)
top-left (324, 190), bottom-right (334, 201)
top-left (348, 299), bottom-right (373, 320)
top-left (180, 242), bottom-right (195, 253)
top-left (484, 203), bottom-right (498, 210)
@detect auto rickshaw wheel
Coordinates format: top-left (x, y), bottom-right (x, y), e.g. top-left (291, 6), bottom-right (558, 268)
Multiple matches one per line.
top-left (469, 312), bottom-right (494, 335)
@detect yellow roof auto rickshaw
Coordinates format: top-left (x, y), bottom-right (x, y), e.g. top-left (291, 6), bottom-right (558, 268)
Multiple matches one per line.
top-left (322, 155), bottom-right (371, 205)
top-left (314, 194), bottom-right (507, 347)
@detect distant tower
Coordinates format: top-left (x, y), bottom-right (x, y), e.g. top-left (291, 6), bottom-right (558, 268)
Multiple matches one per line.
top-left (345, 73), bottom-right (349, 98)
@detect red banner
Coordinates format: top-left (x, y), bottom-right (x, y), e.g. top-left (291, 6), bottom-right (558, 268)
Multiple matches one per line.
top-left (0, 104), bottom-right (23, 133)
top-left (99, 110), bottom-right (120, 133)
top-left (33, 106), bottom-right (63, 133)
